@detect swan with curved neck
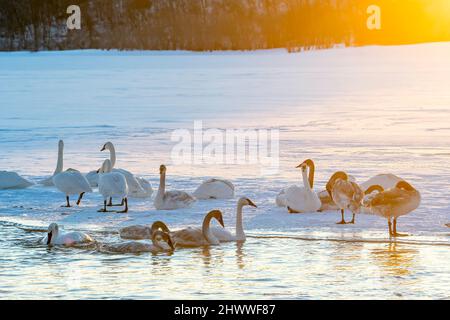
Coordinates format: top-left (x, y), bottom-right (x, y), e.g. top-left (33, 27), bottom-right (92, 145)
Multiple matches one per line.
top-left (365, 181), bottom-right (421, 237)
top-left (40, 140), bottom-right (65, 186)
top-left (210, 197), bottom-right (257, 242)
top-left (103, 230), bottom-right (174, 254)
top-left (283, 159), bottom-right (321, 213)
top-left (97, 159), bottom-right (129, 213)
top-left (326, 171), bottom-right (364, 224)
top-left (42, 223), bottom-right (94, 246)
top-left (51, 140), bottom-right (92, 207)
top-left (154, 165), bottom-right (196, 210)
top-left (171, 210), bottom-right (225, 247)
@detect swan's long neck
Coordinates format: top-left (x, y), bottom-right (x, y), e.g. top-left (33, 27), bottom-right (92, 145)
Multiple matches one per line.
top-left (302, 169), bottom-right (312, 192)
top-left (202, 215), bottom-right (218, 244)
top-left (108, 145), bottom-right (116, 168)
top-left (53, 144), bottom-right (64, 175)
top-left (307, 162), bottom-right (315, 189)
top-left (235, 203), bottom-right (245, 241)
top-left (156, 172), bottom-right (166, 201)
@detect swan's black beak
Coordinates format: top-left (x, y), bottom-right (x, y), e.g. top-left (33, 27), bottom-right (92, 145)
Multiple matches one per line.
top-left (248, 199), bottom-right (257, 208)
top-left (100, 146), bottom-right (106, 152)
top-left (167, 236), bottom-right (175, 251)
top-left (218, 216), bottom-right (225, 228)
top-left (96, 169), bottom-right (100, 174)
top-left (46, 232), bottom-right (52, 245)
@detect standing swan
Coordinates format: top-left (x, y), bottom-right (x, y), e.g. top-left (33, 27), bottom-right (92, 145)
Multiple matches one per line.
top-left (97, 159), bottom-right (129, 213)
top-left (154, 165), bottom-right (196, 210)
top-left (282, 159), bottom-right (321, 213)
top-left (365, 181), bottom-right (421, 237)
top-left (193, 179), bottom-right (235, 200)
top-left (0, 171), bottom-right (33, 190)
top-left (326, 171), bottom-right (364, 224)
top-left (171, 210), bottom-right (225, 247)
top-left (51, 140), bottom-right (92, 207)
top-left (210, 197), bottom-right (257, 242)
top-left (101, 230), bottom-right (174, 254)
top-left (86, 142), bottom-right (152, 199)
top-left (41, 223), bottom-right (94, 246)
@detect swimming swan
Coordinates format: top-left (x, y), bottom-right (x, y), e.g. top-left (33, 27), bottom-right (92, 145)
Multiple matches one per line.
top-left (51, 140), bottom-right (92, 207)
top-left (171, 210), bottom-right (225, 247)
top-left (154, 165), bottom-right (196, 210)
top-left (210, 197), bottom-right (257, 242)
top-left (326, 171), bottom-right (364, 224)
top-left (282, 159), bottom-right (321, 213)
top-left (365, 181), bottom-right (421, 237)
top-left (0, 171), bottom-right (33, 190)
top-left (119, 221), bottom-right (169, 240)
top-left (101, 230), bottom-right (174, 254)
top-left (41, 223), bottom-right (94, 246)
top-left (97, 159), bottom-right (129, 213)
top-left (193, 178), bottom-right (235, 200)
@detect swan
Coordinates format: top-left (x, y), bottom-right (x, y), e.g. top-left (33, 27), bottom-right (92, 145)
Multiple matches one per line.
top-left (326, 171), bottom-right (364, 224)
top-left (101, 230), bottom-right (174, 254)
top-left (318, 175), bottom-right (357, 212)
top-left (119, 221), bottom-right (170, 240)
top-left (360, 174), bottom-right (404, 192)
top-left (0, 171), bottom-right (33, 190)
top-left (210, 197), bottom-right (257, 242)
top-left (51, 141), bottom-right (92, 207)
top-left (97, 159), bottom-right (129, 213)
top-left (365, 181), bottom-right (421, 237)
top-left (282, 159), bottom-right (322, 213)
top-left (363, 184), bottom-right (385, 207)
top-left (171, 210), bottom-right (225, 247)
top-left (41, 223), bottom-right (94, 246)
top-left (154, 165), bottom-right (196, 210)
top-left (85, 142), bottom-right (153, 199)
top-left (193, 178), bottom-right (235, 200)
top-left (41, 140), bottom-right (64, 187)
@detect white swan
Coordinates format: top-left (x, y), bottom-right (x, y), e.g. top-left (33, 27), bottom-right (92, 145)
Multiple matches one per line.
top-left (154, 165), bottom-right (196, 210)
top-left (171, 210), bottom-right (224, 247)
top-left (41, 223), bottom-right (94, 246)
top-left (318, 175), bottom-right (357, 212)
top-left (210, 197), bottom-right (257, 242)
top-left (283, 159), bottom-right (322, 213)
top-left (0, 171), bottom-right (33, 190)
top-left (119, 221), bottom-right (169, 240)
top-left (41, 140), bottom-right (64, 187)
top-left (193, 178), bottom-right (235, 200)
top-left (326, 171), bottom-right (364, 224)
top-left (101, 230), bottom-right (174, 254)
top-left (86, 142), bottom-right (152, 198)
top-left (365, 181), bottom-right (421, 237)
top-left (51, 141), bottom-right (92, 207)
top-left (97, 159), bottom-right (129, 213)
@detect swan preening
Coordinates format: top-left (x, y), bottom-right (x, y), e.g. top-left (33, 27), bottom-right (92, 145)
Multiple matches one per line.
top-left (277, 159), bottom-right (321, 213)
top-left (98, 159), bottom-right (129, 213)
top-left (326, 171), bottom-right (364, 224)
top-left (86, 142), bottom-right (153, 199)
top-left (0, 171), bottom-right (33, 190)
top-left (51, 140), bottom-right (93, 207)
top-left (365, 181), bottom-right (421, 237)
top-left (102, 230), bottom-right (174, 254)
top-left (154, 165), bottom-right (196, 210)
top-left (193, 179), bottom-right (235, 200)
top-left (42, 223), bottom-right (94, 246)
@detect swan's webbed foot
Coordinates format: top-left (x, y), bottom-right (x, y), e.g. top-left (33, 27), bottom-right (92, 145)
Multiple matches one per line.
top-left (61, 205), bottom-right (72, 208)
top-left (348, 219), bottom-right (355, 224)
top-left (391, 232), bottom-right (409, 237)
top-left (97, 208), bottom-right (110, 213)
top-left (336, 220), bottom-right (347, 225)
top-left (288, 207), bottom-right (301, 214)
top-left (116, 198), bottom-right (128, 214)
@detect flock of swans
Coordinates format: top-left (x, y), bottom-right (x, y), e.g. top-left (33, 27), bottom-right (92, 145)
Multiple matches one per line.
top-left (0, 140), bottom-right (431, 255)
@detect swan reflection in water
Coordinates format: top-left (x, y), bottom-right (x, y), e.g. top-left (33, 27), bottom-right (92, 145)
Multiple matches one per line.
top-left (370, 242), bottom-right (418, 277)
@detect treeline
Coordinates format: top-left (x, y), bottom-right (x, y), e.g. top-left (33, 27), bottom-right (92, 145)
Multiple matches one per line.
top-left (0, 0), bottom-right (449, 51)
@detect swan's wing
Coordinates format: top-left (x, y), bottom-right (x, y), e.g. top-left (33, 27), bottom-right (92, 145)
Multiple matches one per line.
top-left (85, 171), bottom-right (99, 187)
top-left (275, 189), bottom-right (287, 207)
top-left (0, 171), bottom-right (33, 189)
top-left (99, 173), bottom-right (128, 197)
top-left (172, 227), bottom-right (207, 247)
top-left (119, 225), bottom-right (151, 240)
top-left (101, 241), bottom-right (156, 254)
top-left (210, 226), bottom-right (235, 242)
top-left (165, 191), bottom-right (196, 206)
top-left (53, 171), bottom-right (92, 194)
top-left (360, 174), bottom-right (403, 192)
top-left (193, 179), bottom-right (234, 199)
top-left (114, 169), bottom-right (144, 194)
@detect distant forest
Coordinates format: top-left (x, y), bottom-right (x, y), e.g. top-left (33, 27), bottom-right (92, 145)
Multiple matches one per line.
top-left (0, 0), bottom-right (449, 51)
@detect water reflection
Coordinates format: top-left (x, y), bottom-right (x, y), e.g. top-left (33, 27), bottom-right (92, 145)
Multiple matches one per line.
top-left (236, 242), bottom-right (245, 269)
top-left (370, 242), bottom-right (418, 276)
